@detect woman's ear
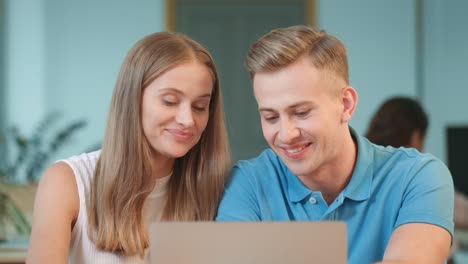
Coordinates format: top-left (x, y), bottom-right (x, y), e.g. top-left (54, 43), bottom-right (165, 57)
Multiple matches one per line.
top-left (340, 86), bottom-right (358, 123)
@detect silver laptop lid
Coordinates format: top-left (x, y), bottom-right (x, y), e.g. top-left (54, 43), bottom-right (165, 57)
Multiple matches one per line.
top-left (149, 221), bottom-right (346, 264)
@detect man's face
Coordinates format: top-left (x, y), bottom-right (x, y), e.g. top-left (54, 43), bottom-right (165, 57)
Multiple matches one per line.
top-left (253, 56), bottom-right (350, 178)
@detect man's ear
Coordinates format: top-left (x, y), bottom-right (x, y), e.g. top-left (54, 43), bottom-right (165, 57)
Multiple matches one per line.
top-left (340, 86), bottom-right (358, 123)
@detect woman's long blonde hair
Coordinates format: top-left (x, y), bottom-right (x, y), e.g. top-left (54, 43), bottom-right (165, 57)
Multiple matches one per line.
top-left (87, 32), bottom-right (231, 256)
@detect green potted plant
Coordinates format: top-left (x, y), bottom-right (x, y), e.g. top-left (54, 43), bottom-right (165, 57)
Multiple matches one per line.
top-left (0, 185), bottom-right (34, 241)
top-left (0, 113), bottom-right (86, 241)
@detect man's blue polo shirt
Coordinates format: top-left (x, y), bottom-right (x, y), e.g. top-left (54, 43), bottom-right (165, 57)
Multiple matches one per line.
top-left (216, 129), bottom-right (454, 264)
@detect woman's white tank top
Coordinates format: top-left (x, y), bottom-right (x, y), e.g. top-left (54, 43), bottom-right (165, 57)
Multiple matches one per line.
top-left (61, 151), bottom-right (170, 263)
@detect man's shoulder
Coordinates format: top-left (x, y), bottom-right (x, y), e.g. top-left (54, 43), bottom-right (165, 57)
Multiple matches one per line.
top-left (369, 144), bottom-right (449, 182)
top-left (356, 131), bottom-right (438, 172)
top-left (373, 145), bottom-right (438, 166)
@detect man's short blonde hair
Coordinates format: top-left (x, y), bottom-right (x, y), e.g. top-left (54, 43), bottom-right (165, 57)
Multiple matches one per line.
top-left (245, 25), bottom-right (349, 84)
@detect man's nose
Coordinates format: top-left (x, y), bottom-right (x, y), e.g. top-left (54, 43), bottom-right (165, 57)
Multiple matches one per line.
top-left (278, 119), bottom-right (300, 143)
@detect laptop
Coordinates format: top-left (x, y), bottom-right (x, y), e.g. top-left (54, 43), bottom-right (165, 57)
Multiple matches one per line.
top-left (149, 221), bottom-right (347, 264)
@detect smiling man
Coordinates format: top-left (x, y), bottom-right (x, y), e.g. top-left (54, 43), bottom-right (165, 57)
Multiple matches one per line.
top-left (216, 25), bottom-right (454, 264)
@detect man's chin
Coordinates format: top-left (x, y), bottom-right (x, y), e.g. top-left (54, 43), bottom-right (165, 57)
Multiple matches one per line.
top-left (277, 156), bottom-right (305, 174)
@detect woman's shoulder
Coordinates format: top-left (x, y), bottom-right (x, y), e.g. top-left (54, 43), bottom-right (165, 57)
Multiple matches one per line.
top-left (58, 150), bottom-right (101, 181)
top-left (60, 150), bottom-right (101, 167)
top-left (40, 162), bottom-right (77, 194)
top-left (27, 162), bottom-right (80, 263)
top-left (35, 160), bottom-right (80, 223)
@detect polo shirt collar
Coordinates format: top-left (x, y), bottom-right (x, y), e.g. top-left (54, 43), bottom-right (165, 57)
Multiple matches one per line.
top-left (287, 168), bottom-right (312, 202)
top-left (343, 127), bottom-right (373, 201)
top-left (286, 127), bottom-right (373, 203)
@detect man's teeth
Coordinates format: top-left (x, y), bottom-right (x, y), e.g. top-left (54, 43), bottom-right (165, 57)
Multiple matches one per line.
top-left (286, 145), bottom-right (306, 154)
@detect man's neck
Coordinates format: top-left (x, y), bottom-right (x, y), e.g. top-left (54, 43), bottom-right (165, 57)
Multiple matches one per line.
top-left (298, 130), bottom-right (357, 205)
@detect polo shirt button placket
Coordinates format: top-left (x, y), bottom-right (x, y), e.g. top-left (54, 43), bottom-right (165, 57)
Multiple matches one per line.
top-left (309, 197), bottom-right (317, 204)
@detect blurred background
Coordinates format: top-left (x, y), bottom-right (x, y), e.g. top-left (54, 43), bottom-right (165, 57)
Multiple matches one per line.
top-left (2, 0), bottom-right (467, 173)
top-left (0, 0), bottom-right (467, 261)
top-left (2, 0), bottom-right (467, 177)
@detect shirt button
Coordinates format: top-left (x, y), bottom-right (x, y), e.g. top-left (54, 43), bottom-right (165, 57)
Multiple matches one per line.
top-left (309, 197), bottom-right (317, 204)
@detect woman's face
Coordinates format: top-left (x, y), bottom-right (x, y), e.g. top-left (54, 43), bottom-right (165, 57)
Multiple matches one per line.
top-left (141, 61), bottom-right (213, 163)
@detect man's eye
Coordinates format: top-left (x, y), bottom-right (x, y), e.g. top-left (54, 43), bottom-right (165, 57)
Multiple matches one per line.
top-left (295, 110), bottom-right (310, 117)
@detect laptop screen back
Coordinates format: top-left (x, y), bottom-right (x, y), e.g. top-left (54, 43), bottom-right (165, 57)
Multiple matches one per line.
top-left (149, 221), bottom-right (346, 264)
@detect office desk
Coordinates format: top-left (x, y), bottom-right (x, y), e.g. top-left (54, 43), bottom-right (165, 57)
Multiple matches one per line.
top-left (0, 252), bottom-right (26, 264)
top-left (0, 240), bottom-right (27, 264)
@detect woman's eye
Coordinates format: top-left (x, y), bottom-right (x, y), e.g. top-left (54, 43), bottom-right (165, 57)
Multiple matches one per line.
top-left (193, 105), bottom-right (208, 112)
top-left (161, 95), bottom-right (179, 106)
top-left (163, 100), bottom-right (177, 106)
top-left (192, 99), bottom-right (210, 112)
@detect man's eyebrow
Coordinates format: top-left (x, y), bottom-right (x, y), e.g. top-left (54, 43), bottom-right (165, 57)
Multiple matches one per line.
top-left (286, 101), bottom-right (313, 110)
top-left (258, 101), bottom-right (313, 112)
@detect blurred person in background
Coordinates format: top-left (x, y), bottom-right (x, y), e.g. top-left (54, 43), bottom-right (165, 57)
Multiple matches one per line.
top-left (366, 96), bottom-right (468, 263)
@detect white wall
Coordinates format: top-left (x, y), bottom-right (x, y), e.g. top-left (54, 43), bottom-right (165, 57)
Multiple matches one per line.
top-left (3, 0), bottom-right (165, 174)
top-left (5, 0), bottom-right (46, 133)
top-left (44, 0), bottom-right (165, 160)
top-left (3, 0), bottom-right (467, 178)
top-left (0, 1), bottom-right (6, 162)
top-left (317, 0), bottom-right (418, 135)
top-left (0, 0), bottom-right (5, 131)
top-left (423, 0), bottom-right (468, 162)
top-left (318, 0), bottom-right (468, 162)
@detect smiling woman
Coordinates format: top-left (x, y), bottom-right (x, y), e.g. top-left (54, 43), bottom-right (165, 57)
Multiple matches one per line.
top-left (26, 32), bottom-right (231, 263)
top-left (141, 62), bottom-right (213, 160)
